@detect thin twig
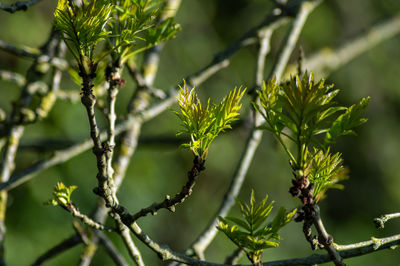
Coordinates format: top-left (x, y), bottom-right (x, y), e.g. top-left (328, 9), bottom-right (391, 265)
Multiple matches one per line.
top-left (374, 212), bottom-right (400, 229)
top-left (35, 41), bottom-right (66, 121)
top-left (77, 62), bottom-right (125, 265)
top-left (284, 12), bottom-right (400, 79)
top-left (270, 0), bottom-right (321, 81)
top-left (334, 233), bottom-right (400, 251)
top-left (96, 231), bottom-right (130, 266)
top-left (256, 29), bottom-right (273, 86)
top-left (127, 156), bottom-right (205, 222)
top-left (105, 63), bottom-right (123, 203)
top-left (31, 234), bottom-right (82, 266)
top-left (313, 205), bottom-right (344, 265)
top-left (111, 214), bottom-right (145, 266)
top-left (0, 70), bottom-right (25, 86)
top-left (0, 40), bottom-right (40, 58)
top-left (63, 204), bottom-right (116, 232)
top-left (126, 222), bottom-right (227, 265)
top-left (125, 217), bottom-right (400, 266)
top-left (0, 0), bottom-right (42, 13)
top-left (264, 234), bottom-right (400, 266)
top-left (80, 66), bottom-right (118, 208)
top-left (187, 15), bottom-right (288, 87)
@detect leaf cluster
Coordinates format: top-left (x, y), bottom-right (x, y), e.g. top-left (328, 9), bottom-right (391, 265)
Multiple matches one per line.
top-left (111, 0), bottom-right (181, 62)
top-left (305, 148), bottom-right (348, 202)
top-left (174, 85), bottom-right (245, 159)
top-left (54, 0), bottom-right (180, 68)
top-left (254, 72), bottom-right (369, 199)
top-left (46, 182), bottom-right (77, 207)
top-left (218, 190), bottom-right (296, 264)
top-left (54, 0), bottom-right (113, 63)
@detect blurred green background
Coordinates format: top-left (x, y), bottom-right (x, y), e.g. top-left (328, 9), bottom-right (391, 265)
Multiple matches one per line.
top-left (1, 0), bottom-right (400, 265)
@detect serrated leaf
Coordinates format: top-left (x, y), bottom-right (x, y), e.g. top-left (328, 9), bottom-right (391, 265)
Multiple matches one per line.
top-left (174, 85), bottom-right (245, 159)
top-left (325, 97), bottom-right (370, 144)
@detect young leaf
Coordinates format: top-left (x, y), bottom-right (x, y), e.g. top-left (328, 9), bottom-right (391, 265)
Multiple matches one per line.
top-left (307, 148), bottom-right (348, 202)
top-left (325, 97), bottom-right (370, 144)
top-left (54, 0), bottom-right (113, 62)
top-left (217, 190), bottom-right (294, 265)
top-left (46, 182), bottom-right (77, 207)
top-left (174, 85), bottom-right (245, 159)
top-left (255, 72), bottom-right (369, 201)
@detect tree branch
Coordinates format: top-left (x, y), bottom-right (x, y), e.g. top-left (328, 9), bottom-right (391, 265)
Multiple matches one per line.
top-left (374, 212), bottom-right (400, 229)
top-left (312, 205), bottom-right (344, 265)
top-left (263, 234), bottom-right (400, 265)
top-left (0, 33), bottom-right (60, 262)
top-left (0, 70), bottom-right (25, 86)
top-left (97, 231), bottom-right (130, 266)
top-left (284, 12), bottom-right (400, 78)
top-left (182, 0), bottom-right (320, 260)
top-left (126, 156), bottom-right (205, 222)
top-left (31, 234), bottom-right (82, 266)
top-left (0, 0), bottom-right (42, 13)
top-left (61, 203), bottom-right (116, 232)
top-left (0, 40), bottom-right (40, 58)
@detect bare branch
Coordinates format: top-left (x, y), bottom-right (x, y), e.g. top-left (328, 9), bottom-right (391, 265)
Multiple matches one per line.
top-left (270, 0), bottom-right (322, 81)
top-left (264, 234), bottom-right (400, 265)
top-left (0, 40), bottom-right (40, 58)
top-left (0, 70), bottom-right (25, 86)
top-left (312, 205), bottom-right (344, 265)
top-left (31, 235), bottom-right (82, 266)
top-left (0, 0), bottom-right (42, 13)
top-left (374, 212), bottom-right (400, 229)
top-left (0, 34), bottom-right (60, 261)
top-left (127, 156), bottom-right (205, 222)
top-left (256, 29), bottom-right (273, 87)
top-left (75, 1), bottom-right (183, 265)
top-left (110, 215), bottom-right (145, 266)
top-left (97, 231), bottom-right (130, 266)
top-left (285, 13), bottom-right (400, 78)
top-left (63, 203), bottom-right (116, 232)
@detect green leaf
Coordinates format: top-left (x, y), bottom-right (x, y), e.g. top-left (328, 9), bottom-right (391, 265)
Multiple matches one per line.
top-left (224, 216), bottom-right (251, 232)
top-left (46, 182), bottom-right (77, 207)
top-left (254, 73), bottom-right (369, 202)
top-left (174, 85), bottom-right (245, 159)
top-left (54, 0), bottom-right (113, 63)
top-left (217, 190), bottom-right (293, 264)
top-left (325, 97), bottom-right (370, 144)
top-left (306, 148), bottom-right (348, 202)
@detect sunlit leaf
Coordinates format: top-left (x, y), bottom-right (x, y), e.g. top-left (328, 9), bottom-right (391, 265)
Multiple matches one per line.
top-left (217, 190), bottom-right (294, 264)
top-left (174, 85), bottom-right (245, 159)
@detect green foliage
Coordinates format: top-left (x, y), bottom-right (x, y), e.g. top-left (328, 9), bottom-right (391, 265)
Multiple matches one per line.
top-left (254, 72), bottom-right (369, 200)
top-left (54, 0), bottom-right (180, 67)
top-left (54, 0), bottom-right (113, 62)
top-left (145, 17), bottom-right (181, 46)
top-left (218, 190), bottom-right (296, 264)
top-left (111, 0), bottom-right (181, 62)
top-left (46, 182), bottom-right (77, 207)
top-left (325, 97), bottom-right (370, 144)
top-left (174, 85), bottom-right (245, 159)
top-left (305, 148), bottom-right (348, 202)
